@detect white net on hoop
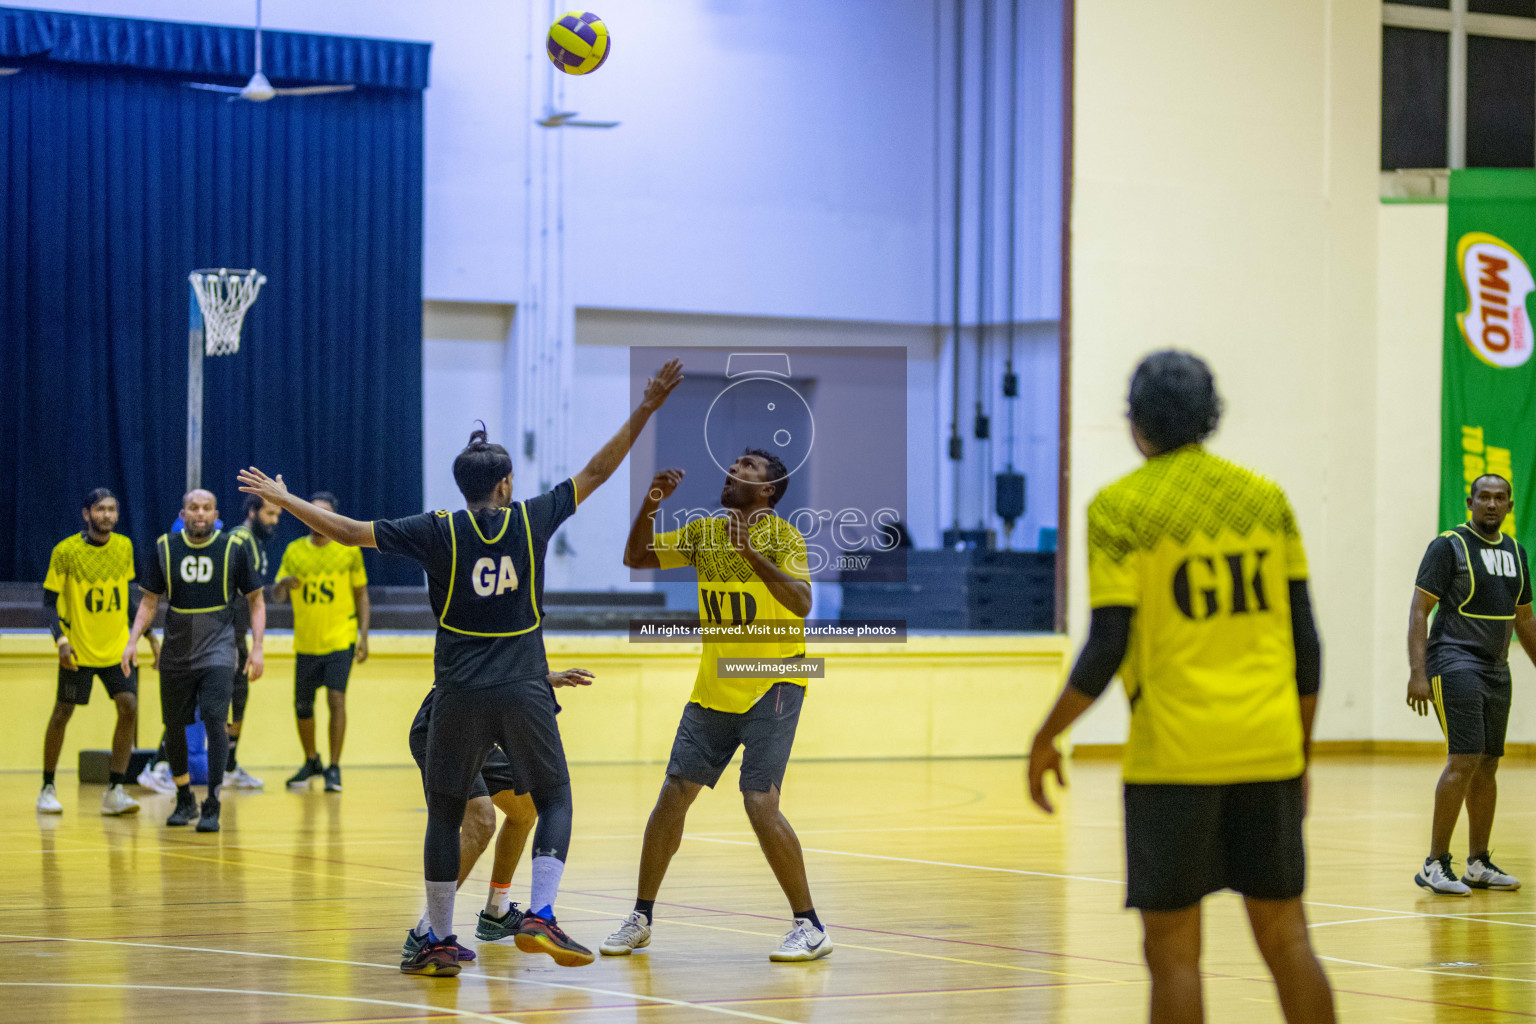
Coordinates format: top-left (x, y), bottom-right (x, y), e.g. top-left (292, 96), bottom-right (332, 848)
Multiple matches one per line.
top-left (189, 268), bottom-right (267, 356)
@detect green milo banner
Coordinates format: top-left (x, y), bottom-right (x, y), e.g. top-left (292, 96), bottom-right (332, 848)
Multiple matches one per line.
top-left (1442, 169), bottom-right (1536, 540)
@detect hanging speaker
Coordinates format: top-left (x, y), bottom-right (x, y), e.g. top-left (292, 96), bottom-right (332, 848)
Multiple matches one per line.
top-left (995, 471), bottom-right (1025, 524)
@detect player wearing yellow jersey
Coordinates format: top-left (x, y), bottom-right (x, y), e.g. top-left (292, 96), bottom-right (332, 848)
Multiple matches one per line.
top-left (272, 491), bottom-right (370, 793)
top-left (601, 450), bottom-right (829, 963)
top-left (1028, 353), bottom-right (1334, 1024)
top-left (39, 488), bottom-right (158, 816)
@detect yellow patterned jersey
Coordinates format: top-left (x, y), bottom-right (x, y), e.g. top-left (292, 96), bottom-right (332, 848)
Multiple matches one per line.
top-left (1087, 446), bottom-right (1309, 785)
top-left (277, 537), bottom-right (368, 655)
top-left (656, 514), bottom-right (809, 713)
top-left (44, 533), bottom-right (135, 668)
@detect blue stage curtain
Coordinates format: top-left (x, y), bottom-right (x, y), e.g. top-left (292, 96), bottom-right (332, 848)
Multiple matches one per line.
top-left (0, 9), bottom-right (427, 583)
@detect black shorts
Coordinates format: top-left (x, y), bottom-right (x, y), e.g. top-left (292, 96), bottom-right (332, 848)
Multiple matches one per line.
top-left (57, 663), bottom-right (137, 705)
top-left (1124, 777), bottom-right (1306, 912)
top-left (295, 647), bottom-right (354, 716)
top-left (1432, 668), bottom-right (1511, 756)
top-left (231, 646), bottom-right (249, 723)
top-left (667, 682), bottom-right (804, 793)
top-left (159, 665), bottom-right (236, 729)
top-left (423, 677), bottom-right (567, 801)
top-left (409, 688), bottom-right (524, 801)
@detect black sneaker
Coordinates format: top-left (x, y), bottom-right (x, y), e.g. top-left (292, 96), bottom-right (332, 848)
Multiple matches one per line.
top-left (287, 757), bottom-right (323, 789)
top-left (399, 935), bottom-right (461, 977)
top-left (475, 904), bottom-right (525, 942)
top-left (324, 765), bottom-right (342, 793)
top-left (166, 790), bottom-right (197, 826)
top-left (195, 796), bottom-right (221, 832)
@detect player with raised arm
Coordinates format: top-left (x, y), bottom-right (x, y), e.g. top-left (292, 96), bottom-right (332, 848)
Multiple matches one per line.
top-left (39, 488), bottom-right (158, 816)
top-left (123, 490), bottom-right (265, 833)
top-left (239, 358), bottom-right (681, 977)
top-left (272, 491), bottom-right (370, 793)
top-left (1406, 473), bottom-right (1536, 895)
top-left (1027, 352), bottom-right (1334, 1024)
top-left (224, 493), bottom-right (281, 789)
top-left (600, 450), bottom-right (827, 962)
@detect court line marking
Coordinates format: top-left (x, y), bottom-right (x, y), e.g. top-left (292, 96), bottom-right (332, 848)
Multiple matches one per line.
top-left (0, 934), bottom-right (803, 1024)
top-left (1322, 954), bottom-right (1536, 988)
top-left (686, 836), bottom-right (1536, 938)
top-left (684, 835), bottom-right (1127, 885)
top-left (0, 981), bottom-right (522, 1023)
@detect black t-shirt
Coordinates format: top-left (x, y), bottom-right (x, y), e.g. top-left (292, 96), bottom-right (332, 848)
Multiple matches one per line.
top-left (373, 480), bottom-right (577, 690)
top-left (1416, 524), bottom-right (1533, 675)
top-left (143, 529), bottom-right (262, 671)
top-left (228, 523), bottom-right (269, 642)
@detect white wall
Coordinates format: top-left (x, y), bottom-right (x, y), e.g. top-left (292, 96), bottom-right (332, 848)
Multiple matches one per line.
top-left (26, 0), bottom-right (1067, 585)
top-left (1068, 0), bottom-right (1381, 744)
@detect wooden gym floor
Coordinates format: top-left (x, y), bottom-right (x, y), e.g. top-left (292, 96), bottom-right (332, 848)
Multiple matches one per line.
top-left (3, 755), bottom-right (1534, 1022)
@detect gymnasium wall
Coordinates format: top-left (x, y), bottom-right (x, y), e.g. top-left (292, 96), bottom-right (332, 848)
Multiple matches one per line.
top-left (1068, 0), bottom-right (1382, 744)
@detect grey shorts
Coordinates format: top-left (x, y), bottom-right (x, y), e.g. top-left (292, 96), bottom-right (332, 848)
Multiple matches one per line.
top-left (666, 683), bottom-right (805, 793)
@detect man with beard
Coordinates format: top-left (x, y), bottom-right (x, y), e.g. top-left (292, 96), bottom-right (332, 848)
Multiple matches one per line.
top-left (273, 491), bottom-right (370, 793)
top-left (124, 490), bottom-right (265, 832)
top-left (38, 488), bottom-right (157, 816)
top-left (600, 449), bottom-right (828, 963)
top-left (224, 494), bottom-right (282, 789)
top-left (1407, 473), bottom-right (1536, 895)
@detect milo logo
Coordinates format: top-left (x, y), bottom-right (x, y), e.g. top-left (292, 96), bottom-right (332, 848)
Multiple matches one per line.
top-left (1457, 231), bottom-right (1535, 368)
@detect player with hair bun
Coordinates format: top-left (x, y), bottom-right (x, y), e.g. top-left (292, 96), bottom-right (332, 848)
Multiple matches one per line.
top-left (238, 359), bottom-right (682, 976)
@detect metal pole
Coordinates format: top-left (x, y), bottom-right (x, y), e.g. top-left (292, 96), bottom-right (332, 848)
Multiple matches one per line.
top-left (187, 287), bottom-right (204, 492)
top-left (1449, 0), bottom-right (1467, 170)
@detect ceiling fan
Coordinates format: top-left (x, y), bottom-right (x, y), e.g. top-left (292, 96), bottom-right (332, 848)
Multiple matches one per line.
top-left (186, 0), bottom-right (354, 102)
top-left (536, 110), bottom-right (620, 129)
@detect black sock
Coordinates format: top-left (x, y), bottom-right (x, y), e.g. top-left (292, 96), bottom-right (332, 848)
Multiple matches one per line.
top-left (176, 783), bottom-right (193, 800)
top-left (794, 907), bottom-right (822, 930)
top-left (109, 771), bottom-right (126, 787)
top-left (634, 898), bottom-right (655, 925)
top-left (226, 739), bottom-right (239, 772)
top-left (42, 771), bottom-right (55, 787)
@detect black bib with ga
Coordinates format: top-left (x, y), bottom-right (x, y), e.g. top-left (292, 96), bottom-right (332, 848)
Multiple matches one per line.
top-left (156, 529), bottom-right (244, 670)
top-left (1428, 524), bottom-right (1529, 674)
top-left (438, 507), bottom-right (542, 638)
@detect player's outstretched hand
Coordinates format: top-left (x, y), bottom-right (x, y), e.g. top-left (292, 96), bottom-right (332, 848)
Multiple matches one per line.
top-left (549, 668), bottom-right (595, 688)
top-left (238, 466), bottom-right (291, 508)
top-left (648, 469), bottom-right (685, 503)
top-left (640, 359), bottom-right (684, 412)
top-left (1406, 672), bottom-right (1432, 716)
top-left (1027, 736), bottom-right (1066, 814)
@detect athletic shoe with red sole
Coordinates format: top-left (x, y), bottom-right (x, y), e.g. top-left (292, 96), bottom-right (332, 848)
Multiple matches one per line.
top-left (400, 935), bottom-right (462, 977)
top-left (514, 912), bottom-right (595, 967)
top-left (402, 928), bottom-right (477, 962)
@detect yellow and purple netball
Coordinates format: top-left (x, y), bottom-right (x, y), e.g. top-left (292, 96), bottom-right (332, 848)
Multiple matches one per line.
top-left (547, 11), bottom-right (611, 75)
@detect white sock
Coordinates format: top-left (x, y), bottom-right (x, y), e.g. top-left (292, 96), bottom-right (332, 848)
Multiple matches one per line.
top-left (529, 855), bottom-right (565, 919)
top-left (487, 881), bottom-right (511, 916)
top-left (425, 880), bottom-right (456, 940)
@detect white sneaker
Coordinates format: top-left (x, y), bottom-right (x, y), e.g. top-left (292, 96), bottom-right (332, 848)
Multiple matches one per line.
top-left (137, 761), bottom-right (175, 795)
top-left (227, 766), bottom-right (264, 789)
top-left (769, 918), bottom-right (833, 962)
top-left (36, 784), bottom-right (62, 814)
top-left (1416, 854), bottom-right (1472, 896)
top-left (599, 911), bottom-right (652, 955)
top-left (100, 784), bottom-right (140, 816)
top-left (1465, 853), bottom-right (1521, 891)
